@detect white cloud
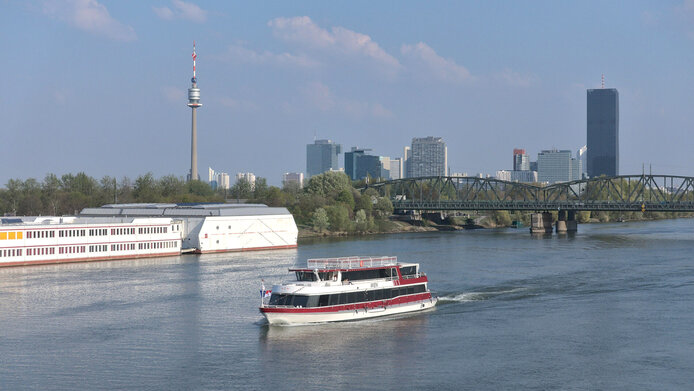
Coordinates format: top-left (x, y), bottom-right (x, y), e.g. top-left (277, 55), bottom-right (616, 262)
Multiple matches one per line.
top-left (496, 68), bottom-right (537, 87)
top-left (42, 0), bottom-right (136, 42)
top-left (268, 16), bottom-right (401, 72)
top-left (153, 0), bottom-right (207, 23)
top-left (401, 42), bottom-right (472, 83)
top-left (219, 44), bottom-right (319, 68)
top-left (162, 86), bottom-right (185, 103)
top-left (301, 81), bottom-right (393, 119)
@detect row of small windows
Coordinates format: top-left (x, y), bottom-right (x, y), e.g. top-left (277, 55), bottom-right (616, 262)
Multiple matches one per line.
top-left (111, 243), bottom-right (136, 251)
top-left (0, 231), bottom-right (23, 240)
top-left (26, 248), bottom-right (56, 256)
top-left (1, 240), bottom-right (180, 258)
top-left (2, 226), bottom-right (170, 241)
top-left (0, 249), bottom-right (23, 257)
top-left (58, 246), bottom-right (86, 254)
top-left (112, 228), bottom-right (136, 236)
top-left (138, 227), bottom-right (167, 235)
top-left (58, 229), bottom-right (86, 238)
top-left (138, 241), bottom-right (177, 250)
top-left (26, 231), bottom-right (54, 239)
top-left (268, 284), bottom-right (427, 308)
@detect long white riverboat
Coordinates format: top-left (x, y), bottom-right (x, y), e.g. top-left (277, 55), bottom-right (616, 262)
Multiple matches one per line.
top-left (0, 216), bottom-right (183, 267)
top-left (259, 256), bottom-right (437, 325)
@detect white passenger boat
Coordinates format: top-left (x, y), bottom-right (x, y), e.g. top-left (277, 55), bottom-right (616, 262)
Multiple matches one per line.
top-left (0, 216), bottom-right (183, 267)
top-left (259, 256), bottom-right (437, 325)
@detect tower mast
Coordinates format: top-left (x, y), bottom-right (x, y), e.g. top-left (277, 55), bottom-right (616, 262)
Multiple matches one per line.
top-left (187, 41), bottom-right (202, 181)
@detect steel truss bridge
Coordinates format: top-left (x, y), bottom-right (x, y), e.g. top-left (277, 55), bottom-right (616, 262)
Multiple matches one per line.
top-left (363, 175), bottom-right (694, 212)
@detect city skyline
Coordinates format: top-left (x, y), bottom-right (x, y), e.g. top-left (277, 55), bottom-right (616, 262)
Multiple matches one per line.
top-left (5, 1), bottom-right (694, 186)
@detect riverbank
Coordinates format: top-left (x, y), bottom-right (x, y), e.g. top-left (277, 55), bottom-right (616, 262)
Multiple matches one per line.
top-left (298, 220), bottom-right (438, 239)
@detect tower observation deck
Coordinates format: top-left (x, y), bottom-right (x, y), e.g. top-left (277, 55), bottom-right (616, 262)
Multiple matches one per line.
top-left (187, 42), bottom-right (202, 181)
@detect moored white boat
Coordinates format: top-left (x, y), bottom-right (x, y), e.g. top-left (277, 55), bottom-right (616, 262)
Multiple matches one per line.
top-left (259, 256), bottom-right (437, 325)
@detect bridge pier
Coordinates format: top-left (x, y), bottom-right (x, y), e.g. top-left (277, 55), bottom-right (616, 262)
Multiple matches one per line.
top-left (556, 210), bottom-right (578, 233)
top-left (530, 212), bottom-right (553, 234)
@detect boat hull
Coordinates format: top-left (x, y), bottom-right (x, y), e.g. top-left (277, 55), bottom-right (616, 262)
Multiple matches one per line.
top-left (261, 296), bottom-right (437, 325)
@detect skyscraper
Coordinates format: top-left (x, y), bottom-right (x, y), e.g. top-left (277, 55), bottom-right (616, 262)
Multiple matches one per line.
top-left (537, 149), bottom-right (581, 184)
top-left (406, 137), bottom-right (447, 177)
top-left (587, 87), bottom-right (619, 177)
top-left (513, 148), bottom-right (530, 171)
top-left (306, 139), bottom-right (342, 178)
top-left (344, 147), bottom-right (369, 180)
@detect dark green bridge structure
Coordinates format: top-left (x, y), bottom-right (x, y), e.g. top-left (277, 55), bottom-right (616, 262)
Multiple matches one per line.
top-left (363, 175), bottom-right (694, 233)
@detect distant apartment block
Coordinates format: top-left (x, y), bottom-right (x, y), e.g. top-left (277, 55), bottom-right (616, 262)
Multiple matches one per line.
top-left (306, 139), bottom-right (342, 178)
top-left (406, 136), bottom-right (447, 178)
top-left (587, 87), bottom-right (619, 177)
top-left (537, 149), bottom-right (581, 184)
top-left (282, 172), bottom-right (304, 189)
top-left (208, 167), bottom-right (230, 190)
top-left (236, 172), bottom-right (256, 190)
top-left (496, 170), bottom-right (538, 183)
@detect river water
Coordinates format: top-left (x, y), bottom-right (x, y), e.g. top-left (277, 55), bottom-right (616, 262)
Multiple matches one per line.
top-left (1, 219), bottom-right (694, 390)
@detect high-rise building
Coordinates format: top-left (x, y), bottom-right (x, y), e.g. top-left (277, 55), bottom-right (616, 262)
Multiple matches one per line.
top-left (306, 139), bottom-right (342, 178)
top-left (403, 146), bottom-right (411, 178)
top-left (282, 172), bottom-right (304, 189)
top-left (577, 145), bottom-right (588, 179)
top-left (587, 87), bottom-right (619, 177)
top-left (513, 148), bottom-right (530, 171)
top-left (389, 157), bottom-right (402, 180)
top-left (208, 167), bottom-right (229, 190)
top-left (344, 147), bottom-right (369, 180)
top-left (537, 149), bottom-right (581, 184)
top-left (235, 172), bottom-right (256, 190)
top-left (406, 137), bottom-right (447, 177)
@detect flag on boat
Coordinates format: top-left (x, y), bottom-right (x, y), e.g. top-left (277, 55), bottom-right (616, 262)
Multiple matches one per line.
top-left (260, 280), bottom-right (272, 298)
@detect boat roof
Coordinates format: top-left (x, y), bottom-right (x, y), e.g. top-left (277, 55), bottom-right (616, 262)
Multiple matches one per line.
top-left (0, 216), bottom-right (176, 226)
top-left (79, 203), bottom-right (291, 217)
top-left (289, 256), bottom-right (409, 271)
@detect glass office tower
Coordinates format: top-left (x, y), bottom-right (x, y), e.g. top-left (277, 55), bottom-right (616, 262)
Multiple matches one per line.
top-left (587, 88), bottom-right (619, 177)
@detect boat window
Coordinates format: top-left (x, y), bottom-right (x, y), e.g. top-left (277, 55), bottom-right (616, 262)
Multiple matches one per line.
top-left (338, 293), bottom-right (348, 305)
top-left (318, 295), bottom-right (330, 307)
top-left (347, 292), bottom-right (358, 304)
top-left (407, 286), bottom-right (415, 295)
top-left (318, 272), bottom-right (335, 281)
top-left (292, 295), bottom-right (309, 308)
top-left (366, 290), bottom-right (376, 301)
top-left (295, 271), bottom-right (316, 281)
top-left (400, 266), bottom-right (417, 277)
top-left (269, 294), bottom-right (285, 305)
top-left (374, 289), bottom-right (384, 300)
top-left (329, 294), bottom-right (339, 306)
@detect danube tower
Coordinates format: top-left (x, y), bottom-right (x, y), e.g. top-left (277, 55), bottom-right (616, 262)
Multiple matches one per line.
top-left (187, 42), bottom-right (202, 181)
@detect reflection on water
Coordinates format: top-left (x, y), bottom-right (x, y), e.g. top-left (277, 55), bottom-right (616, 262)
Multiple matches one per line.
top-left (2, 219), bottom-right (694, 390)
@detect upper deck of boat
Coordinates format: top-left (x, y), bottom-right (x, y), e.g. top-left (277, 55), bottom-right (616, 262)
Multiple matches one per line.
top-left (289, 256), bottom-right (416, 272)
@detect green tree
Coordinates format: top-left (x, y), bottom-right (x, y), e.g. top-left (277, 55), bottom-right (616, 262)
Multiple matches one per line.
top-left (326, 204), bottom-right (353, 232)
top-left (230, 178), bottom-right (253, 199)
top-left (133, 173), bottom-right (160, 202)
top-left (355, 209), bottom-right (369, 232)
top-left (253, 177), bottom-right (269, 200)
top-left (372, 197), bottom-right (393, 219)
top-left (311, 207), bottom-right (329, 233)
top-left (306, 171), bottom-right (352, 197)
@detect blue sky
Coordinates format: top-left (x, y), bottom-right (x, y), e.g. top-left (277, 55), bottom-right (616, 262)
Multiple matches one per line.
top-left (3, 0), bottom-right (694, 186)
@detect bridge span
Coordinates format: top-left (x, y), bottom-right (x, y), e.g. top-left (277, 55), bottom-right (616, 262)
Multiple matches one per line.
top-left (362, 175), bottom-right (694, 233)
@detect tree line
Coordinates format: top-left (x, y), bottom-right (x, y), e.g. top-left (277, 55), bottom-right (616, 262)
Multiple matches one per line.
top-left (0, 171), bottom-right (394, 234)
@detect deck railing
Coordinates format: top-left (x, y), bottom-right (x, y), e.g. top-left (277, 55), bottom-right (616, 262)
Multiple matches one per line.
top-left (307, 256), bottom-right (397, 269)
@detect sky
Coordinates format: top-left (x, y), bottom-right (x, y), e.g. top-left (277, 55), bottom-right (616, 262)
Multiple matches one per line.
top-left (3, 0), bottom-right (694, 186)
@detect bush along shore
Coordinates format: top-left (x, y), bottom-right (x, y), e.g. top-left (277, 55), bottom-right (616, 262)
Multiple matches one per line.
top-left (1, 171), bottom-right (690, 238)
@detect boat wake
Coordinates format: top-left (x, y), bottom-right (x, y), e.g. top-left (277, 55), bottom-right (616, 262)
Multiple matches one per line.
top-left (437, 287), bottom-right (528, 304)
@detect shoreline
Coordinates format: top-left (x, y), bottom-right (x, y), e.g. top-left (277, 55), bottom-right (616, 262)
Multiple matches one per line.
top-left (298, 214), bottom-right (693, 241)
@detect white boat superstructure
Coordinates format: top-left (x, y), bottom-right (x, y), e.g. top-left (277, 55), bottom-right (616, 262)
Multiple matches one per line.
top-left (0, 216), bottom-right (183, 267)
top-left (260, 256), bottom-right (437, 325)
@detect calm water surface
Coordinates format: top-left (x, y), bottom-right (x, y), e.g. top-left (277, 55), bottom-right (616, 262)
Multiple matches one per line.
top-left (2, 219), bottom-right (694, 390)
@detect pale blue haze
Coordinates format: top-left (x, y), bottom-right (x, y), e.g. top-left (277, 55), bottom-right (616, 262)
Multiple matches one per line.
top-left (2, 1), bottom-right (694, 185)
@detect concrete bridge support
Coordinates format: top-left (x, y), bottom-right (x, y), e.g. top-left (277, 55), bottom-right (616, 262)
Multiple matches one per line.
top-left (556, 210), bottom-right (578, 233)
top-left (530, 212), bottom-right (553, 234)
